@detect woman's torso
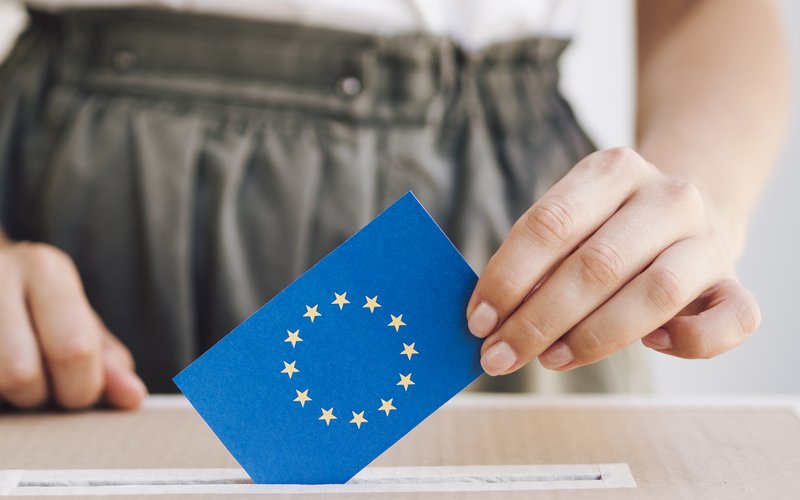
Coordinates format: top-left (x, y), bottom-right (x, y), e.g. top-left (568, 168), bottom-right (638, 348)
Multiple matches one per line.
top-left (0, 4), bottom-right (651, 394)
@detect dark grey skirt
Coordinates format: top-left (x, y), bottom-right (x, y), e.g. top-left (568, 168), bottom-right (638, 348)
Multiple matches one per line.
top-left (0, 9), bottom-right (650, 393)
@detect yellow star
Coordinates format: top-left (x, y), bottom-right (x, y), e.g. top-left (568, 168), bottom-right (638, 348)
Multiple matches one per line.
top-left (349, 411), bottom-right (368, 429)
top-left (281, 361), bottom-right (299, 379)
top-left (319, 407), bottom-right (337, 425)
top-left (363, 295), bottom-right (381, 313)
top-left (400, 342), bottom-right (419, 360)
top-left (293, 389), bottom-right (312, 407)
top-left (332, 292), bottom-right (350, 310)
top-left (378, 398), bottom-right (396, 416)
top-left (388, 314), bottom-right (406, 332)
top-left (397, 373), bottom-right (415, 391)
top-left (303, 304), bottom-right (321, 322)
top-left (284, 329), bottom-right (303, 348)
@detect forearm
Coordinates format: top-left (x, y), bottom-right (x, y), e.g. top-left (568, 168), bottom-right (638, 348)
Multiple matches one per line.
top-left (636, 0), bottom-right (790, 258)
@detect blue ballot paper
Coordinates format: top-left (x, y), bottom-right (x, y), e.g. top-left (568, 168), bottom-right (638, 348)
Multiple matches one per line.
top-left (173, 192), bottom-right (484, 484)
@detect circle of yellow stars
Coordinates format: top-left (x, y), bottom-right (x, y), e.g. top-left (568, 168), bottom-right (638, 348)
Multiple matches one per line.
top-left (280, 291), bottom-right (417, 429)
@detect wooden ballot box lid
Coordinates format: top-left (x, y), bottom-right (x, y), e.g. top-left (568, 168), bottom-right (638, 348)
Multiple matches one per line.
top-left (1, 394), bottom-right (799, 498)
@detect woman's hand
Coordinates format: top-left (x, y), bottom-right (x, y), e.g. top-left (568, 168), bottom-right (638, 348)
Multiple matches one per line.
top-left (467, 147), bottom-right (760, 375)
top-left (0, 238), bottom-right (147, 409)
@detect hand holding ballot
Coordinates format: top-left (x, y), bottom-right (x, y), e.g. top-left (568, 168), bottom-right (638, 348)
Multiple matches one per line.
top-left (467, 148), bottom-right (761, 375)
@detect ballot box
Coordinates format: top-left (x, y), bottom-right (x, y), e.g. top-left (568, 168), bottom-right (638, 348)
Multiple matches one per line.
top-left (2, 394), bottom-right (799, 499)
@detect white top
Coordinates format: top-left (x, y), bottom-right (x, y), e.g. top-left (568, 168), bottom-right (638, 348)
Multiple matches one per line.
top-left (23, 0), bottom-right (586, 52)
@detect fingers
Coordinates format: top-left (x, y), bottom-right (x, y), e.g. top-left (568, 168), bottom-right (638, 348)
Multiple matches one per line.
top-left (0, 242), bottom-right (144, 411)
top-left (21, 244), bottom-right (104, 410)
top-left (538, 233), bottom-right (729, 370)
top-left (0, 262), bottom-right (48, 408)
top-left (101, 330), bottom-right (148, 410)
top-left (467, 148), bottom-right (653, 338)
top-left (477, 176), bottom-right (703, 375)
top-left (642, 280), bottom-right (760, 359)
top-left (469, 146), bottom-right (758, 375)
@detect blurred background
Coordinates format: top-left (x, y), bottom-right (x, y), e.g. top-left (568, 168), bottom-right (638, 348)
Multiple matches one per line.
top-left (0, 0), bottom-right (797, 394)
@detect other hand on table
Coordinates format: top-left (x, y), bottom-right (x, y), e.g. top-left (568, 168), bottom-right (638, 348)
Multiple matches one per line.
top-left (0, 238), bottom-right (147, 410)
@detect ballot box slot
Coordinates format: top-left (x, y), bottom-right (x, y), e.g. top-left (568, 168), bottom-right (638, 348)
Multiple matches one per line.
top-left (16, 472), bottom-right (603, 487)
top-left (0, 464), bottom-right (636, 494)
top-left (17, 478), bottom-right (253, 487)
top-left (350, 472), bottom-right (603, 484)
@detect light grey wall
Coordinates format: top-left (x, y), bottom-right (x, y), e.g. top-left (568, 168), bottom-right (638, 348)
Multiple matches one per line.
top-left (0, 1), bottom-right (797, 394)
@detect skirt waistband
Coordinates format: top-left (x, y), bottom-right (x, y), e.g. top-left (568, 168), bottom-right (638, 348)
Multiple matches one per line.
top-left (27, 8), bottom-right (570, 123)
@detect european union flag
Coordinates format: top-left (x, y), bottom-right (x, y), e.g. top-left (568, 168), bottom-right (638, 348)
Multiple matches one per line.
top-left (174, 192), bottom-right (483, 484)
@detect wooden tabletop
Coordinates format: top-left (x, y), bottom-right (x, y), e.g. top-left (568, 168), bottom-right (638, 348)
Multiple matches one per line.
top-left (1, 394), bottom-right (799, 499)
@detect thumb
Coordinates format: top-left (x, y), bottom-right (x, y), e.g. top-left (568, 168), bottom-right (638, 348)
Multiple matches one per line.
top-left (101, 333), bottom-right (148, 410)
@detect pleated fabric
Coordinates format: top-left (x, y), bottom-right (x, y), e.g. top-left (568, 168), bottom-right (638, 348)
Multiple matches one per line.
top-left (0, 9), bottom-right (651, 393)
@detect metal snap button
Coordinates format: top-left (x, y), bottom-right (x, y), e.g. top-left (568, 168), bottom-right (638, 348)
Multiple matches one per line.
top-left (337, 76), bottom-right (362, 97)
top-left (112, 50), bottom-right (138, 72)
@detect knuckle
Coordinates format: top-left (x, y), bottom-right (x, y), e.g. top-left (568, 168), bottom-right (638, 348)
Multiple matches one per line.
top-left (580, 147), bottom-right (654, 186)
top-left (644, 267), bottom-right (689, 314)
top-left (49, 332), bottom-right (98, 368)
top-left (577, 242), bottom-right (627, 289)
top-left (490, 270), bottom-right (526, 301)
top-left (570, 327), bottom-right (607, 362)
top-left (513, 314), bottom-right (551, 354)
top-left (0, 359), bottom-right (40, 393)
top-left (590, 147), bottom-right (642, 176)
top-left (662, 178), bottom-right (704, 212)
top-left (603, 146), bottom-right (640, 165)
top-left (519, 199), bottom-right (576, 248)
top-left (18, 242), bottom-right (75, 275)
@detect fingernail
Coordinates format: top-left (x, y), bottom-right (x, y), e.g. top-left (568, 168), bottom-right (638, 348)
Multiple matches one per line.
top-left (468, 302), bottom-right (498, 338)
top-left (480, 341), bottom-right (517, 375)
top-left (643, 329), bottom-right (672, 350)
top-left (539, 340), bottom-right (574, 369)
